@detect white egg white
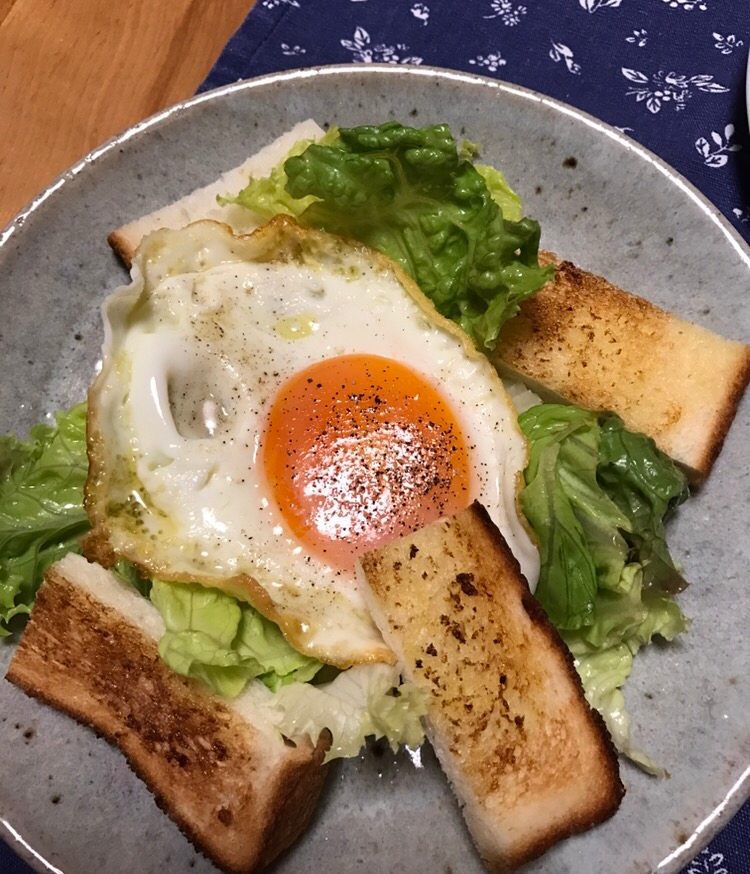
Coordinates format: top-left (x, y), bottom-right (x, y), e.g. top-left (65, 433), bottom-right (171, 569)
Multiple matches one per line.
top-left (86, 218), bottom-right (539, 667)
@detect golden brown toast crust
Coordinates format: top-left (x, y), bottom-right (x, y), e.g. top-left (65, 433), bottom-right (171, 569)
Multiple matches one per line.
top-left (359, 502), bottom-right (624, 872)
top-left (6, 564), bottom-right (329, 874)
top-left (108, 228), bottom-right (134, 267)
top-left (496, 252), bottom-right (750, 482)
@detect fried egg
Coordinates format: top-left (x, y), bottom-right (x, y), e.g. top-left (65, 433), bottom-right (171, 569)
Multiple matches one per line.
top-left (86, 218), bottom-right (539, 666)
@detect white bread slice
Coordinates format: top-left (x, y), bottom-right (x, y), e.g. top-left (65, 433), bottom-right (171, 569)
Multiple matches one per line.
top-left (106, 130), bottom-right (748, 483)
top-left (108, 119), bottom-right (325, 265)
top-left (494, 253), bottom-right (750, 482)
top-left (358, 502), bottom-right (624, 872)
top-left (5, 553), bottom-right (329, 874)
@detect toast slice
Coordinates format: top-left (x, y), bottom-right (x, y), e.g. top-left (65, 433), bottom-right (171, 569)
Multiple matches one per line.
top-left (494, 253), bottom-right (750, 482)
top-left (108, 118), bottom-right (325, 265)
top-left (106, 127), bottom-right (748, 482)
top-left (6, 553), bottom-right (329, 874)
top-left (358, 502), bottom-right (624, 872)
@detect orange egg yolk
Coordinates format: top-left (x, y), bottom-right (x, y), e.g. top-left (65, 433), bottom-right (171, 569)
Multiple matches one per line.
top-left (262, 354), bottom-right (474, 573)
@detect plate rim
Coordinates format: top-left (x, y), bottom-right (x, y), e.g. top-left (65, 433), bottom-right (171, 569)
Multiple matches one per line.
top-left (1, 62), bottom-right (749, 874)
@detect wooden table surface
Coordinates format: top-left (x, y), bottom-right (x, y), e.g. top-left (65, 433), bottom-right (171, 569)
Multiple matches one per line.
top-left (0, 0), bottom-right (255, 230)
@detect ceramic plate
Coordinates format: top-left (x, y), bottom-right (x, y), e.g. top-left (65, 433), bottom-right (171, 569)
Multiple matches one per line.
top-left (0, 66), bottom-right (748, 874)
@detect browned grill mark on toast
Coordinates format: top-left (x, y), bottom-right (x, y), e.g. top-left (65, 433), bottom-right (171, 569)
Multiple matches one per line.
top-left (359, 502), bottom-right (624, 872)
top-left (6, 565), bottom-right (329, 874)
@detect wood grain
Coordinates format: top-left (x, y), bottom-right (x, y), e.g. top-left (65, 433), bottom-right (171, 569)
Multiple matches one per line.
top-left (0, 0), bottom-right (255, 229)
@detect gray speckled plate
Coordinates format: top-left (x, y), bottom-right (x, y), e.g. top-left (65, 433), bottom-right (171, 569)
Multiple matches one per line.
top-left (1, 65), bottom-right (748, 874)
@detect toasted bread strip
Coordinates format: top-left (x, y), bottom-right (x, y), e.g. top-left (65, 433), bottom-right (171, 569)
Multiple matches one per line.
top-left (358, 502), bottom-right (624, 872)
top-left (108, 119), bottom-right (325, 265)
top-left (495, 253), bottom-right (750, 482)
top-left (6, 554), bottom-right (329, 874)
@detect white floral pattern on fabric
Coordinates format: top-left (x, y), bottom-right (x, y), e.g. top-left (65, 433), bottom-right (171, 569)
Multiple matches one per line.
top-left (732, 207), bottom-right (750, 224)
top-left (579, 0), bottom-right (623, 11)
top-left (411, 3), bottom-right (429, 24)
top-left (550, 42), bottom-right (581, 75)
top-left (622, 69), bottom-right (729, 113)
top-left (662, 0), bottom-right (708, 9)
top-left (262, 0), bottom-right (301, 7)
top-left (695, 125), bottom-right (742, 167)
top-left (626, 29), bottom-right (648, 47)
top-left (468, 51), bottom-right (507, 72)
top-left (685, 849), bottom-right (729, 874)
top-left (281, 43), bottom-right (306, 55)
top-left (483, 0), bottom-right (527, 24)
top-left (713, 33), bottom-right (744, 55)
top-left (341, 26), bottom-right (423, 64)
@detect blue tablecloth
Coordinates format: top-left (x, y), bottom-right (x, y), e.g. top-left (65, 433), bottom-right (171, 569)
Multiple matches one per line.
top-left (3, 2), bottom-right (749, 872)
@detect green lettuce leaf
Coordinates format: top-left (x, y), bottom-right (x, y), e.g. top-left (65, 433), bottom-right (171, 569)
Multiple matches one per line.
top-left (572, 564), bottom-right (689, 652)
top-left (149, 579), bottom-right (323, 698)
top-left (597, 414), bottom-right (689, 595)
top-left (519, 402), bottom-right (690, 766)
top-left (276, 122), bottom-right (552, 350)
top-left (519, 404), bottom-right (689, 630)
top-left (519, 405), bottom-right (624, 629)
top-left (475, 163), bottom-right (523, 222)
top-left (563, 579), bottom-right (688, 774)
top-left (0, 404), bottom-right (91, 634)
top-left (565, 637), bottom-right (634, 756)
top-left (218, 126), bottom-right (341, 221)
top-left (267, 663), bottom-right (427, 762)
